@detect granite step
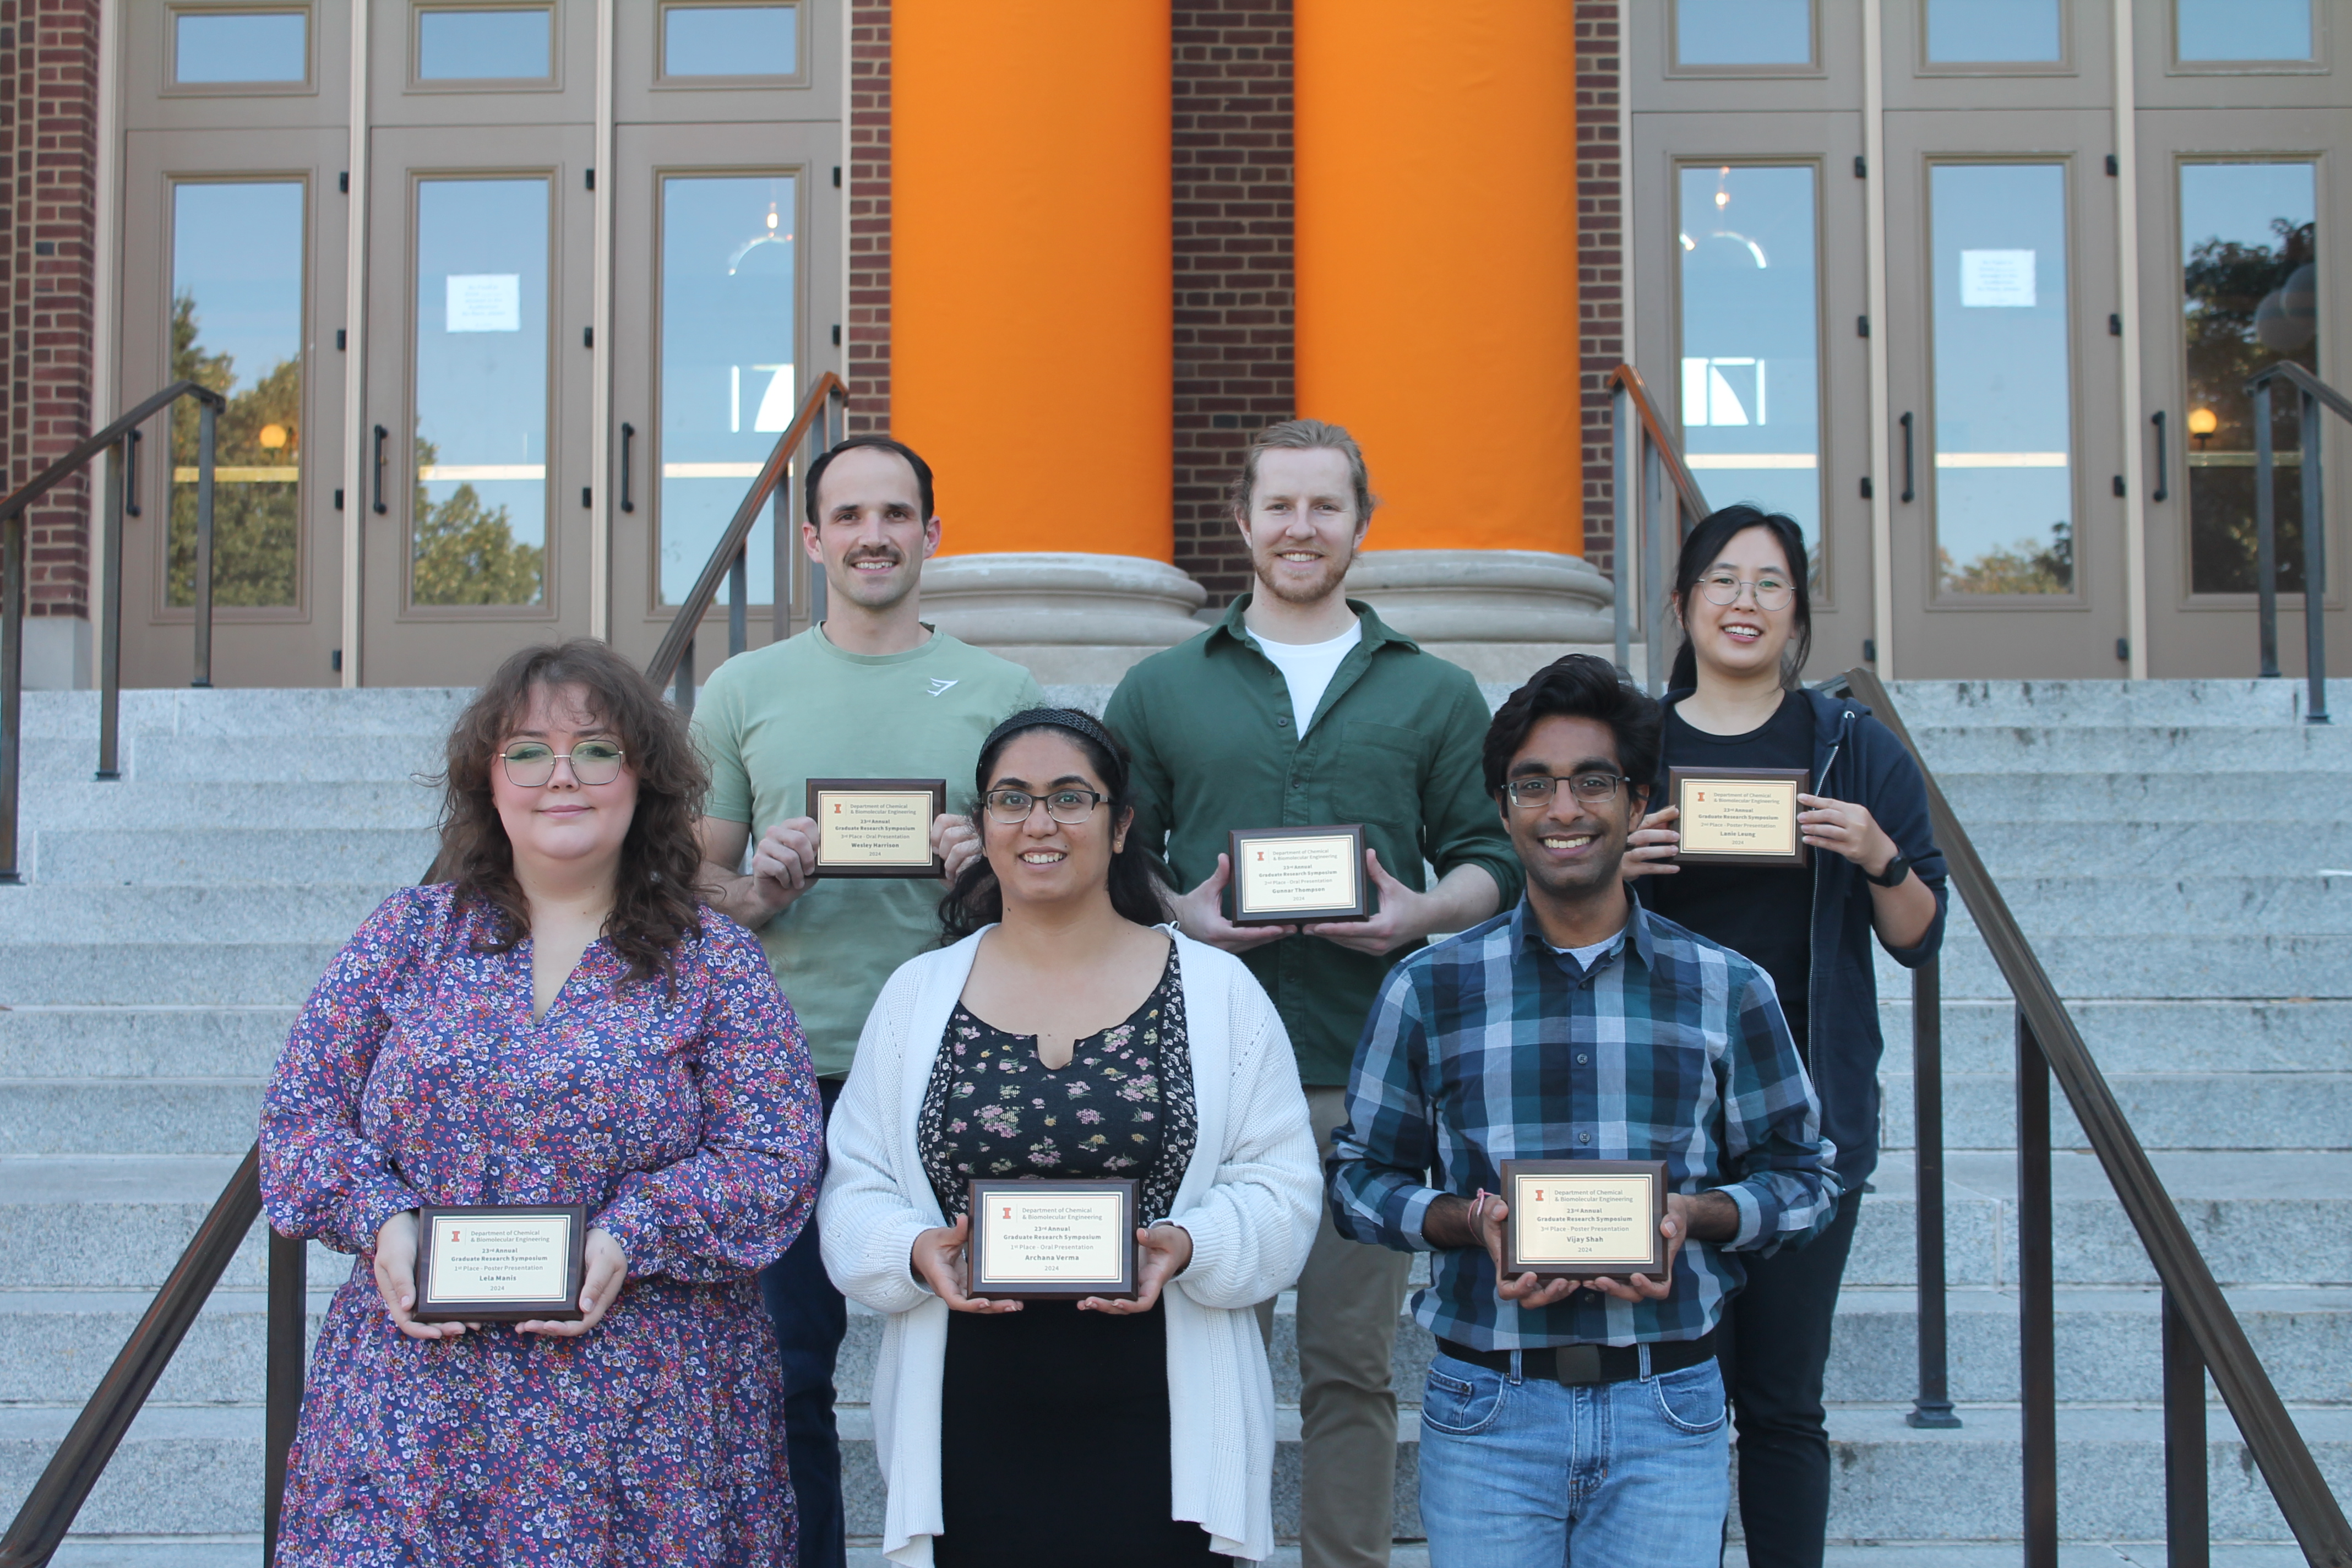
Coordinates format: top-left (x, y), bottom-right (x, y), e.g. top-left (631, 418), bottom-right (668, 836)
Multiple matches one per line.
top-left (1879, 1070), bottom-right (2352, 1153)
top-left (0, 1008), bottom-right (296, 1081)
top-left (1882, 678), bottom-right (2338, 728)
top-left (15, 780), bottom-right (439, 834)
top-left (0, 943), bottom-right (348, 1008)
top-left (1901, 723), bottom-right (2352, 774)
top-left (0, 1157), bottom-right (336, 1291)
top-left (1876, 929), bottom-right (2352, 1001)
top-left (1933, 770), bottom-right (2352, 825)
top-left (29, 829), bottom-right (438, 888)
top-left (1874, 998), bottom-right (2352, 1076)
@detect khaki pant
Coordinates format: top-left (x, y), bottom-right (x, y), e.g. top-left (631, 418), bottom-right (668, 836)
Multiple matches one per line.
top-left (1261, 1086), bottom-right (1415, 1568)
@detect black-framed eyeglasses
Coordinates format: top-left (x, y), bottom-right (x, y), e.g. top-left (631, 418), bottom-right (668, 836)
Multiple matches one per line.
top-left (1501, 773), bottom-right (1632, 809)
top-left (1697, 570), bottom-right (1795, 611)
top-left (981, 787), bottom-right (1107, 826)
top-left (500, 740), bottom-right (625, 788)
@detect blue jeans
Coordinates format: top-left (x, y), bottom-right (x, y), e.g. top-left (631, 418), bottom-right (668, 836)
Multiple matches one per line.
top-left (1417, 1348), bottom-right (1730, 1568)
top-left (760, 1076), bottom-right (846, 1568)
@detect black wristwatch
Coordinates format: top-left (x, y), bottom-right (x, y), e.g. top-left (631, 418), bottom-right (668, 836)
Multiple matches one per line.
top-left (1868, 852), bottom-right (1912, 889)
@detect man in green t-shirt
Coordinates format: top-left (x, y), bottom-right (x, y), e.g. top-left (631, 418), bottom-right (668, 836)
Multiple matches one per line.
top-left (693, 435), bottom-right (1042, 1568)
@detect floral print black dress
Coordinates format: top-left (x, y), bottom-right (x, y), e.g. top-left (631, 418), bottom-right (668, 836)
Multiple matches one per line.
top-left (920, 943), bottom-right (1224, 1568)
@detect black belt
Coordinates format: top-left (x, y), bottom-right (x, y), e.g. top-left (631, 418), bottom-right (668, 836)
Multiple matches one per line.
top-left (1435, 1330), bottom-right (1717, 1386)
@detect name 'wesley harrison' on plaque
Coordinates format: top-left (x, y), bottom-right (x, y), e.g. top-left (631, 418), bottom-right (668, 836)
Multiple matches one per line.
top-left (414, 1204), bottom-right (587, 1322)
top-left (967, 1178), bottom-right (1139, 1301)
top-left (1499, 1160), bottom-right (1670, 1281)
top-left (1226, 823), bottom-right (1371, 925)
top-left (805, 778), bottom-right (948, 879)
top-left (1667, 766), bottom-right (1811, 867)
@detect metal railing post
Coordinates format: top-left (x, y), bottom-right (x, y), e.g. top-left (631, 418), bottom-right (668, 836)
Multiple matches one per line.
top-left (0, 513), bottom-right (23, 884)
top-left (192, 400), bottom-right (217, 688)
top-left (1612, 386), bottom-right (1634, 674)
top-left (771, 464), bottom-right (793, 642)
top-left (2298, 388), bottom-right (2329, 723)
top-left (1907, 955), bottom-right (1959, 1427)
top-left (97, 442), bottom-right (127, 781)
top-left (2253, 380), bottom-right (2280, 679)
top-left (263, 1228), bottom-right (307, 1561)
top-left (1643, 440), bottom-right (1667, 695)
top-left (728, 542), bottom-right (748, 658)
top-left (673, 635), bottom-right (695, 716)
top-left (2163, 1287), bottom-right (2212, 1568)
top-left (2016, 1006), bottom-right (2059, 1567)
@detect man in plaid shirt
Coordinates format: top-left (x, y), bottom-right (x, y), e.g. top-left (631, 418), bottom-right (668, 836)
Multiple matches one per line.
top-left (1328, 655), bottom-right (1839, 1566)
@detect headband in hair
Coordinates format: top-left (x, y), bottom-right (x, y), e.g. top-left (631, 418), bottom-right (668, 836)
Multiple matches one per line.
top-left (979, 706), bottom-right (1121, 767)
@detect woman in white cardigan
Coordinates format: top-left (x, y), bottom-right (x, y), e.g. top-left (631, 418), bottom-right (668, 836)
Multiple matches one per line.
top-left (819, 708), bottom-right (1319, 1567)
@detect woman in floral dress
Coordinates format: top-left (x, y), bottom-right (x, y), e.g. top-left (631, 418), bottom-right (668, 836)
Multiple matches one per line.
top-left (260, 639), bottom-right (823, 1565)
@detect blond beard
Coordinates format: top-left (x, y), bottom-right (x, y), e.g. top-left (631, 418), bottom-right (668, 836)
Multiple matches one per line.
top-left (1252, 540), bottom-right (1354, 605)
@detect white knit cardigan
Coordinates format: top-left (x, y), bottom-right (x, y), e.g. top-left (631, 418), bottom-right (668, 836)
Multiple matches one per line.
top-left (817, 927), bottom-right (1320, 1566)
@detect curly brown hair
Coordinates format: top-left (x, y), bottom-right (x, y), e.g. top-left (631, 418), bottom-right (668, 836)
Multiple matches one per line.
top-left (429, 639), bottom-right (709, 989)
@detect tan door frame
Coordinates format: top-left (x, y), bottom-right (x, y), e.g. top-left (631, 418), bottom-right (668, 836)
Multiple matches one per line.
top-left (2113, 0), bottom-right (2149, 679)
top-left (341, 0), bottom-right (371, 685)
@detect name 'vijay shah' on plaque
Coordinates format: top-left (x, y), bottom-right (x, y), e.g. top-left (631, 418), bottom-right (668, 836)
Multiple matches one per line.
top-left (413, 1204), bottom-right (587, 1322)
top-left (966, 1178), bottom-right (1139, 1301)
top-left (1499, 1160), bottom-right (1670, 1281)
top-left (1225, 824), bottom-right (1371, 926)
top-left (1667, 766), bottom-right (1811, 867)
top-left (805, 778), bottom-right (948, 879)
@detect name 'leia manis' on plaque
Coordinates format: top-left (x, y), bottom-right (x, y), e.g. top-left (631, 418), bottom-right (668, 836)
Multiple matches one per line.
top-left (1226, 824), bottom-right (1371, 925)
top-left (413, 1204), bottom-right (587, 1322)
top-left (1499, 1160), bottom-right (1670, 1280)
top-left (966, 1178), bottom-right (1139, 1301)
top-left (805, 778), bottom-right (947, 879)
top-left (1667, 766), bottom-right (1811, 867)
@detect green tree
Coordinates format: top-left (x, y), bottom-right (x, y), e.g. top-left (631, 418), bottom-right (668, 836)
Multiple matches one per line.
top-left (1939, 520), bottom-right (2072, 596)
top-left (168, 292), bottom-right (302, 607)
top-left (2182, 218), bottom-right (2315, 592)
top-left (409, 434), bottom-right (544, 606)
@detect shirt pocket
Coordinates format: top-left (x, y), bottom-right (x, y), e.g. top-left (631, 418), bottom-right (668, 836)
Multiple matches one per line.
top-left (1331, 720), bottom-right (1426, 827)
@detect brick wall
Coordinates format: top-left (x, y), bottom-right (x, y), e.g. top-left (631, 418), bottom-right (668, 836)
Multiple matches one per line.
top-left (845, 0), bottom-right (892, 437)
top-left (1575, 2), bottom-right (1624, 576)
top-left (0, 0), bottom-right (100, 620)
top-left (1171, 0), bottom-right (1293, 605)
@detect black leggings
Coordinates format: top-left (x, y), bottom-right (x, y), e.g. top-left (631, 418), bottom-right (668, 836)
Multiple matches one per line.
top-left (1716, 1188), bottom-right (1865, 1568)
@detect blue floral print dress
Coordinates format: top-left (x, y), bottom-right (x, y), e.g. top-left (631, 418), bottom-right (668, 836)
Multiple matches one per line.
top-left (258, 884), bottom-right (823, 1567)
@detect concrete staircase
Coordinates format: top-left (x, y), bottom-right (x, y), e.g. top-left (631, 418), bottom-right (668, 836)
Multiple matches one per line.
top-left (1, 679), bottom-right (2345, 1561)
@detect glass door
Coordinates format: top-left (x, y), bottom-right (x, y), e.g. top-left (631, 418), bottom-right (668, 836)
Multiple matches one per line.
top-left (358, 127), bottom-right (594, 684)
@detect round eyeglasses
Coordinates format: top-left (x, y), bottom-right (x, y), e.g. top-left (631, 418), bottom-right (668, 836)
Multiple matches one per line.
top-left (1697, 570), bottom-right (1795, 611)
top-left (1501, 773), bottom-right (1633, 810)
top-left (500, 740), bottom-right (626, 788)
top-left (981, 787), bottom-right (1107, 826)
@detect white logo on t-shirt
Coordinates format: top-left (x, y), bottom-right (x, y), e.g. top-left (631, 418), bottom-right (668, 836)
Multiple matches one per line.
top-left (927, 678), bottom-right (958, 698)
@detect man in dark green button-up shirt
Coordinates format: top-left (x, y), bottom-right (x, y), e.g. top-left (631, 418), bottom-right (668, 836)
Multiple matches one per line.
top-left (1104, 419), bottom-right (1522, 1568)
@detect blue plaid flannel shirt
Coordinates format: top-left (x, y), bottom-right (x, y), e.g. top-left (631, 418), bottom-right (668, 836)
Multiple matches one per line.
top-left (1328, 898), bottom-right (1841, 1350)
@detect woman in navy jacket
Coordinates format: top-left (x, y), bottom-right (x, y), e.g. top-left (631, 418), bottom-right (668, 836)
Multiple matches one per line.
top-left (1626, 504), bottom-right (1947, 1568)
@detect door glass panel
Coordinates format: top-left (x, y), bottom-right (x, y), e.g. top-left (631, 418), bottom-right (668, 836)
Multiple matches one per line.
top-left (1673, 0), bottom-right (1812, 67)
top-left (1925, 0), bottom-right (2062, 63)
top-left (2177, 0), bottom-right (2312, 62)
top-left (662, 5), bottom-right (798, 77)
top-left (1675, 165), bottom-right (1822, 560)
top-left (1929, 163), bottom-right (2073, 595)
top-left (413, 178), bottom-right (549, 607)
top-left (170, 181), bottom-right (305, 608)
top-left (2181, 161), bottom-right (2317, 594)
top-left (173, 10), bottom-right (308, 84)
top-left (657, 175), bottom-right (796, 605)
top-left (416, 7), bottom-right (553, 80)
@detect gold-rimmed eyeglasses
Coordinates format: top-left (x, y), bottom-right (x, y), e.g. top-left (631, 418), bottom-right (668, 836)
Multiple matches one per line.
top-left (1697, 570), bottom-right (1795, 611)
top-left (500, 741), bottom-right (625, 788)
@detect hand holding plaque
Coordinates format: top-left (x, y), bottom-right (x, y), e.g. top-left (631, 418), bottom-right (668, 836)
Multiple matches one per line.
top-left (805, 778), bottom-right (949, 879)
top-left (411, 1204), bottom-right (589, 1324)
top-left (966, 1178), bottom-right (1139, 1302)
top-left (1498, 1160), bottom-right (1670, 1281)
top-left (1226, 824), bottom-right (1373, 926)
top-left (1667, 767), bottom-right (1811, 866)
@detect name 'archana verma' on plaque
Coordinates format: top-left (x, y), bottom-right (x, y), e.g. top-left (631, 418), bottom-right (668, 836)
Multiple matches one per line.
top-left (1499, 1159), bottom-right (1670, 1280)
top-left (1226, 823), bottom-right (1371, 925)
top-left (966, 1178), bottom-right (1139, 1301)
top-left (805, 778), bottom-right (947, 879)
top-left (1667, 766), bottom-right (1811, 867)
top-left (413, 1204), bottom-right (586, 1322)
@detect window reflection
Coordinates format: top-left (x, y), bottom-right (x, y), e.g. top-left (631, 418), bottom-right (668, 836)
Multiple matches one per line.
top-left (412, 178), bottom-right (549, 607)
top-left (174, 10), bottom-right (307, 84)
top-left (2181, 162), bottom-right (2317, 595)
top-left (1930, 164), bottom-right (2073, 596)
top-left (416, 7), bottom-right (553, 81)
top-left (663, 5), bottom-right (798, 77)
top-left (1675, 165), bottom-right (1823, 560)
top-left (170, 182), bottom-right (305, 608)
top-left (658, 176), bottom-right (797, 604)
top-left (1925, 0), bottom-right (2062, 63)
top-left (1674, 0), bottom-right (1811, 67)
top-left (2176, 0), bottom-right (2312, 62)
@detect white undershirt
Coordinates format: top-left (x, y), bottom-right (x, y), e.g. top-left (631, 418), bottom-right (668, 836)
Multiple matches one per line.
top-left (1253, 618), bottom-right (1362, 736)
top-left (1550, 930), bottom-right (1627, 971)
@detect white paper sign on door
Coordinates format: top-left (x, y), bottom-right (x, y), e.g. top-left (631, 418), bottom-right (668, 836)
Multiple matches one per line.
top-left (446, 274), bottom-right (521, 332)
top-left (1959, 251), bottom-right (2035, 308)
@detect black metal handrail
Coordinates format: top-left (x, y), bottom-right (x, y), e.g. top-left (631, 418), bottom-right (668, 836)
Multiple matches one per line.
top-left (1607, 363), bottom-right (1712, 695)
top-left (1836, 664), bottom-right (2352, 1568)
top-left (1, 380), bottom-right (230, 885)
top-left (2246, 362), bottom-right (2340, 724)
top-left (647, 372), bottom-right (847, 710)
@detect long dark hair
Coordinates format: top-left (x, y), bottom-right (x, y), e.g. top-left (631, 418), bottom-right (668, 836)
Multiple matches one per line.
top-left (940, 707), bottom-right (1169, 941)
top-left (432, 639), bottom-right (708, 989)
top-left (1667, 504), bottom-right (1814, 692)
